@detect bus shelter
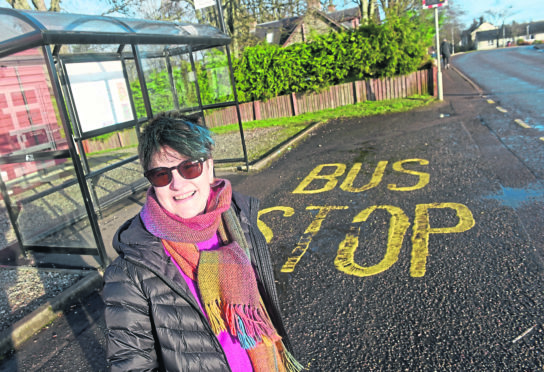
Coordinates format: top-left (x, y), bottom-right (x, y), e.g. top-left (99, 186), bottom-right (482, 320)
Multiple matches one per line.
top-left (0, 8), bottom-right (248, 268)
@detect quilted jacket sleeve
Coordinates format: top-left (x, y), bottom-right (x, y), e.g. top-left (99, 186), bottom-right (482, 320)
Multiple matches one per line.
top-left (103, 258), bottom-right (159, 372)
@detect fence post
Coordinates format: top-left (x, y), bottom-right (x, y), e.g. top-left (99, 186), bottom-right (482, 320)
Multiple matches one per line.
top-left (432, 66), bottom-right (438, 97)
top-left (290, 92), bottom-right (298, 117)
top-left (253, 100), bottom-right (262, 121)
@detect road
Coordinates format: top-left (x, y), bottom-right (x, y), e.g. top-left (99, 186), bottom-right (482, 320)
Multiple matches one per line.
top-left (453, 46), bottom-right (544, 182)
top-left (2, 51), bottom-right (544, 371)
top-left (454, 46), bottom-right (544, 131)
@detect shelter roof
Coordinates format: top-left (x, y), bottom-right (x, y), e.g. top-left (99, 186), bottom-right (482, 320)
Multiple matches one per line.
top-left (0, 8), bottom-right (230, 58)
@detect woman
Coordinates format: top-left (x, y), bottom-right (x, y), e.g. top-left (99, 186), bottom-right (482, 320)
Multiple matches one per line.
top-left (103, 114), bottom-right (302, 372)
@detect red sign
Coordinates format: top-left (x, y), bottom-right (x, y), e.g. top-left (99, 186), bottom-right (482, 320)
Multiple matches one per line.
top-left (422, 0), bottom-right (447, 8)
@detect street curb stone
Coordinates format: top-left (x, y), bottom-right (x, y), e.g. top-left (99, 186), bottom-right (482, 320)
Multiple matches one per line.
top-left (0, 270), bottom-right (103, 357)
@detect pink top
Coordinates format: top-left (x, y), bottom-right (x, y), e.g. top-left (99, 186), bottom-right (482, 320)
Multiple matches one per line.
top-left (163, 234), bottom-right (253, 372)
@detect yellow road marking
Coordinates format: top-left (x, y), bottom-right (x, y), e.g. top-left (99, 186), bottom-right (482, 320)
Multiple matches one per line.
top-left (411, 203), bottom-right (475, 277)
top-left (496, 106), bottom-right (508, 113)
top-left (388, 159), bottom-right (430, 192)
top-left (258, 206), bottom-right (295, 243)
top-left (487, 99), bottom-right (495, 104)
top-left (335, 205), bottom-right (410, 277)
top-left (540, 137), bottom-right (544, 142)
top-left (292, 163), bottom-right (346, 194)
top-left (340, 161), bottom-right (387, 192)
top-left (281, 205), bottom-right (348, 273)
top-left (515, 119), bottom-right (531, 129)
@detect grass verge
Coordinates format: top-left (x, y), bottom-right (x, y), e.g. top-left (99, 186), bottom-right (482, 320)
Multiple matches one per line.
top-left (211, 94), bottom-right (435, 136)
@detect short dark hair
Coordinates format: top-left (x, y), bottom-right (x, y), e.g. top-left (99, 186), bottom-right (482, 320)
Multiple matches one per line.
top-left (138, 113), bottom-right (214, 172)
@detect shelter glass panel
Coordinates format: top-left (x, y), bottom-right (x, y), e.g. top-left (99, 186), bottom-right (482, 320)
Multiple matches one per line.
top-left (0, 158), bottom-right (97, 249)
top-left (169, 53), bottom-right (199, 109)
top-left (88, 156), bottom-right (147, 210)
top-left (65, 59), bottom-right (135, 133)
top-left (124, 57), bottom-right (146, 119)
top-left (209, 123), bottom-right (245, 162)
top-left (85, 127), bottom-right (139, 174)
top-left (140, 49), bottom-right (176, 114)
top-left (125, 19), bottom-right (224, 39)
top-left (0, 48), bottom-right (66, 158)
top-left (25, 10), bottom-right (131, 34)
top-left (0, 13), bottom-right (37, 43)
top-left (62, 44), bottom-right (121, 54)
top-left (194, 46), bottom-right (234, 105)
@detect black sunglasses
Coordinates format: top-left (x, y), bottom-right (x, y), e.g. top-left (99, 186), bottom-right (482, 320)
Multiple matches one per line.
top-left (144, 158), bottom-right (205, 187)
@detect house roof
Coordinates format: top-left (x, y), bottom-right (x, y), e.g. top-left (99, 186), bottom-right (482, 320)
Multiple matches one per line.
top-left (525, 20), bottom-right (544, 34)
top-left (475, 20), bottom-right (544, 42)
top-left (327, 7), bottom-right (361, 24)
top-left (253, 16), bottom-right (300, 45)
top-left (253, 6), bottom-right (359, 46)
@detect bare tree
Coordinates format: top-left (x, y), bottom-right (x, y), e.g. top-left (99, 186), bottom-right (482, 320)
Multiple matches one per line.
top-left (485, 5), bottom-right (517, 47)
top-left (378, 0), bottom-right (418, 18)
top-left (440, 1), bottom-right (466, 52)
top-left (7, 0), bottom-right (60, 11)
top-left (484, 5), bottom-right (517, 27)
top-left (351, 0), bottom-right (378, 22)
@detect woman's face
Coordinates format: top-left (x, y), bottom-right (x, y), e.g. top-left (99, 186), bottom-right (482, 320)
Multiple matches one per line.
top-left (150, 146), bottom-right (214, 219)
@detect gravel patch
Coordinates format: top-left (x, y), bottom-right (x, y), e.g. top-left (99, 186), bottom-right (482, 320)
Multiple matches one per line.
top-left (0, 266), bottom-right (85, 334)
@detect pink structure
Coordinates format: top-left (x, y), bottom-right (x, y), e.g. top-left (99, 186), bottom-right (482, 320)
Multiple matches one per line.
top-left (0, 48), bottom-right (67, 181)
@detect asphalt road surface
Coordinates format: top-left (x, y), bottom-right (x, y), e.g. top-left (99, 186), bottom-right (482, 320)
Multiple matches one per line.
top-left (454, 45), bottom-right (544, 134)
top-left (2, 58), bottom-right (544, 371)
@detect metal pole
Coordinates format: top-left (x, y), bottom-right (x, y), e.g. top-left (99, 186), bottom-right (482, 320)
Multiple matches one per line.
top-left (434, 7), bottom-right (443, 101)
top-left (451, 27), bottom-right (454, 54)
top-left (214, 0), bottom-right (250, 170)
top-left (43, 45), bottom-right (110, 267)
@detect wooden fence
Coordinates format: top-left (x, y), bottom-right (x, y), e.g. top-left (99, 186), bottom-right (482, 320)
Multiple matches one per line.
top-left (85, 66), bottom-right (436, 152)
top-left (204, 67), bottom-right (436, 128)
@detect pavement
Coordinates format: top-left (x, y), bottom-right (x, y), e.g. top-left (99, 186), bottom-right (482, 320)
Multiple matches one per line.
top-left (0, 63), bottom-right (486, 361)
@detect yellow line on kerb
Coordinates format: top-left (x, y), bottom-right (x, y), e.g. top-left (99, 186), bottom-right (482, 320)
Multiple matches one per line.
top-left (496, 106), bottom-right (508, 113)
top-left (487, 99), bottom-right (495, 104)
top-left (515, 119), bottom-right (531, 129)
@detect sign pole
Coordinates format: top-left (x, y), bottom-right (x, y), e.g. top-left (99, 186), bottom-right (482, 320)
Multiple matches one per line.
top-left (434, 6), bottom-right (443, 100)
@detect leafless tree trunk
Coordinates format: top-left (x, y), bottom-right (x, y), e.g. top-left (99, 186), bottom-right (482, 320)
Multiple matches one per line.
top-left (379, 0), bottom-right (417, 18)
top-left (9, 0), bottom-right (60, 11)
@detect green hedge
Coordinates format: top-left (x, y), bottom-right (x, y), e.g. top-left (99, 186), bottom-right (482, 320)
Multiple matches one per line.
top-left (234, 16), bottom-right (431, 102)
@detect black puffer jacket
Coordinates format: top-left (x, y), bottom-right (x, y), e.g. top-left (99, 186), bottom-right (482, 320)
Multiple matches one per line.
top-left (103, 191), bottom-right (291, 372)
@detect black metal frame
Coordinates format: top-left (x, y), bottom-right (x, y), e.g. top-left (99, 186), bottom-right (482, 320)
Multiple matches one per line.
top-left (0, 8), bottom-right (248, 268)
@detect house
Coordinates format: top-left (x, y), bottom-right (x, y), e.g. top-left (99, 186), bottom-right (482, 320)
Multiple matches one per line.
top-left (521, 20), bottom-right (544, 43)
top-left (251, 2), bottom-right (362, 47)
top-left (473, 20), bottom-right (544, 50)
top-left (461, 19), bottom-right (497, 50)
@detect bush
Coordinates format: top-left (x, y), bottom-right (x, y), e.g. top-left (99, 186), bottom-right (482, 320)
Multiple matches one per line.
top-left (233, 15), bottom-right (431, 102)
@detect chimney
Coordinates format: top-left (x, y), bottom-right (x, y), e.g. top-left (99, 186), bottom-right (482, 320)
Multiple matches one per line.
top-left (249, 20), bottom-right (257, 33)
top-left (307, 0), bottom-right (320, 10)
top-left (327, 4), bottom-right (336, 12)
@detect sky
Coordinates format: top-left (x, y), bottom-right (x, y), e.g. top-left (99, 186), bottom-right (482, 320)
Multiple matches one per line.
top-left (450, 0), bottom-right (544, 28)
top-left (1, 0), bottom-right (543, 29)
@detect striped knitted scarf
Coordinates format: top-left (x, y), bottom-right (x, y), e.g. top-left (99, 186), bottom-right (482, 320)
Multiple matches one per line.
top-left (140, 179), bottom-right (303, 372)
